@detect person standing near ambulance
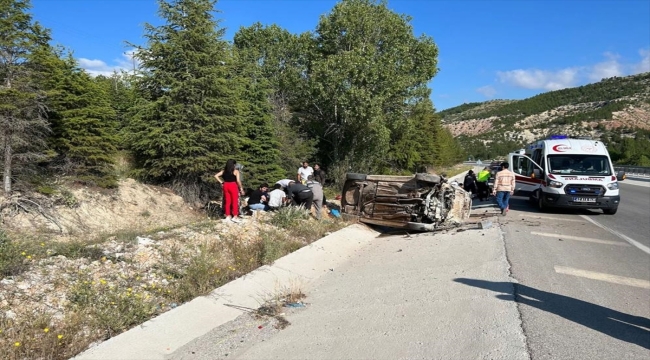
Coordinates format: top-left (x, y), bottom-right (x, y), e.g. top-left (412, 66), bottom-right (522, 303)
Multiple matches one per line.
top-left (492, 162), bottom-right (515, 215)
top-left (477, 166), bottom-right (491, 201)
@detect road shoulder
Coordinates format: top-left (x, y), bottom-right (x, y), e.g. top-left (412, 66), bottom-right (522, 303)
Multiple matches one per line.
top-left (175, 220), bottom-right (530, 360)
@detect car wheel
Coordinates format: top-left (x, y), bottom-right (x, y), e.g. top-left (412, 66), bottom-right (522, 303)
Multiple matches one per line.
top-left (346, 173), bottom-right (367, 181)
top-left (415, 173), bottom-right (441, 184)
top-left (342, 183), bottom-right (361, 206)
top-left (603, 207), bottom-right (618, 215)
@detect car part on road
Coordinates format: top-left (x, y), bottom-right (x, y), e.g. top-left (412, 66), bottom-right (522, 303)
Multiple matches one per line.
top-left (341, 173), bottom-right (472, 231)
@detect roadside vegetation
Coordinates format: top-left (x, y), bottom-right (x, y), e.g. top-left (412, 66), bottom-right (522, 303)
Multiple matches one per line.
top-left (0, 208), bottom-right (348, 359)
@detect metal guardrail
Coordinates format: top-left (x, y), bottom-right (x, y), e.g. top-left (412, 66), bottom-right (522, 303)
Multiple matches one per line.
top-left (614, 165), bottom-right (650, 178)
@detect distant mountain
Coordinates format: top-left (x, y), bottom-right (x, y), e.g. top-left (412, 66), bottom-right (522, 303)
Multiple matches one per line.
top-left (438, 72), bottom-right (650, 164)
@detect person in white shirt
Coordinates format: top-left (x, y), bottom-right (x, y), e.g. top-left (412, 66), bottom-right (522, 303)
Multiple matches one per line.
top-left (268, 184), bottom-right (287, 210)
top-left (275, 178), bottom-right (293, 189)
top-left (297, 161), bottom-right (314, 184)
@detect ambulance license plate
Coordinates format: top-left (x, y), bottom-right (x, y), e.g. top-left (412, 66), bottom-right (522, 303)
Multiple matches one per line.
top-left (573, 197), bottom-right (596, 203)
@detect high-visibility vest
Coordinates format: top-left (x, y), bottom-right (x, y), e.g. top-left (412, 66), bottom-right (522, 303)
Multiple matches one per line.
top-left (477, 170), bottom-right (490, 182)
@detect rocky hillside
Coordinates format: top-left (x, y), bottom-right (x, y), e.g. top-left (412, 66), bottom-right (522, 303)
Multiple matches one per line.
top-left (438, 72), bottom-right (650, 160)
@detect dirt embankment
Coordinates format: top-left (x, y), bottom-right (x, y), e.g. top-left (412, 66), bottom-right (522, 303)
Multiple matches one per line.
top-left (2, 178), bottom-right (201, 236)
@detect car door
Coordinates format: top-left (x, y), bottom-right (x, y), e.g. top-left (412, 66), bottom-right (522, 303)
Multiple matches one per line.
top-left (508, 153), bottom-right (544, 195)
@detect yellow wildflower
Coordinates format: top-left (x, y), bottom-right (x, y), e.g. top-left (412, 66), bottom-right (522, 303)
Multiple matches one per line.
top-left (21, 251), bottom-right (26, 256)
top-left (57, 334), bottom-right (63, 339)
top-left (40, 243), bottom-right (45, 246)
top-left (14, 342), bottom-right (21, 347)
top-left (100, 279), bottom-right (107, 285)
top-left (27, 255), bottom-right (32, 260)
top-left (44, 328), bottom-right (49, 333)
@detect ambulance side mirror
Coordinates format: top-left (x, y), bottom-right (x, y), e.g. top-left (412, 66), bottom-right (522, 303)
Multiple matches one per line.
top-left (617, 170), bottom-right (626, 181)
top-left (533, 169), bottom-right (542, 179)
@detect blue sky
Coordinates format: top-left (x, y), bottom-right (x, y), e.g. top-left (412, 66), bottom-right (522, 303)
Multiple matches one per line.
top-left (30, 0), bottom-right (650, 110)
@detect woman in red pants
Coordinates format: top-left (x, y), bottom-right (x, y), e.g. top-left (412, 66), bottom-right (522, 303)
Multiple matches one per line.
top-left (215, 159), bottom-right (245, 223)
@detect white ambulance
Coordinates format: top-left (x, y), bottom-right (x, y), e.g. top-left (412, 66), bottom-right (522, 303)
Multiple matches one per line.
top-left (507, 135), bottom-right (625, 214)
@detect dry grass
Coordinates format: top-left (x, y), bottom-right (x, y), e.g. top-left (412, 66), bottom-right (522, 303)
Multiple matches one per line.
top-left (0, 209), bottom-right (348, 359)
top-left (254, 281), bottom-right (307, 330)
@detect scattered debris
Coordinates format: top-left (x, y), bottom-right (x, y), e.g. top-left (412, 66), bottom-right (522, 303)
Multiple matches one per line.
top-left (479, 220), bottom-right (493, 229)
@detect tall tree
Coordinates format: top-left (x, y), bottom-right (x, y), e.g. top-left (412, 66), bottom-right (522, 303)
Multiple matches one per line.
top-left (299, 0), bottom-right (439, 170)
top-left (0, 0), bottom-right (51, 193)
top-left (128, 0), bottom-right (244, 202)
top-left (232, 50), bottom-right (285, 186)
top-left (234, 23), bottom-right (316, 177)
top-left (94, 71), bottom-right (140, 149)
top-left (44, 53), bottom-right (118, 187)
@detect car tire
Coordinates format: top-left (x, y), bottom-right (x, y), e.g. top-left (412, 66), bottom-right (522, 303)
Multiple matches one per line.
top-left (603, 207), bottom-right (618, 215)
top-left (415, 173), bottom-right (441, 184)
top-left (346, 173), bottom-right (367, 181)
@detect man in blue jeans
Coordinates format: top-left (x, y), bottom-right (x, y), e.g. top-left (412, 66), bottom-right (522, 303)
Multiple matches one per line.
top-left (248, 183), bottom-right (270, 211)
top-left (492, 162), bottom-right (516, 216)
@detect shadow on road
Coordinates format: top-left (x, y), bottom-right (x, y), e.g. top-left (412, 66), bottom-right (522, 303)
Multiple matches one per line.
top-left (454, 278), bottom-right (650, 350)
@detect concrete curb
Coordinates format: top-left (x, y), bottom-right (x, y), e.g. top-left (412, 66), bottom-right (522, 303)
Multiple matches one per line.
top-left (74, 224), bottom-right (380, 360)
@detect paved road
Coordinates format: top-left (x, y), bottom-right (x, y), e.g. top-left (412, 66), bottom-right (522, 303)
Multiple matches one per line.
top-left (580, 181), bottom-right (650, 250)
top-left (500, 180), bottom-right (650, 359)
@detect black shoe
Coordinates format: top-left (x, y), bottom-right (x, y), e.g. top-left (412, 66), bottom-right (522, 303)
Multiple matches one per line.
top-left (501, 208), bottom-right (506, 215)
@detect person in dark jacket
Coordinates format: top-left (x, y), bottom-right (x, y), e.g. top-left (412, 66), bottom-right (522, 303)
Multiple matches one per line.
top-left (313, 163), bottom-right (326, 184)
top-left (286, 181), bottom-right (313, 210)
top-left (463, 170), bottom-right (478, 195)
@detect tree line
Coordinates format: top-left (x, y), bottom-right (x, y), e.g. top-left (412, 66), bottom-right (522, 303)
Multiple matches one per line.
top-left (0, 0), bottom-right (464, 203)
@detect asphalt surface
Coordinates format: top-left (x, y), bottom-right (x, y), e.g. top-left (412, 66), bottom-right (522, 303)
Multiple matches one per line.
top-left (580, 181), bottom-right (650, 249)
top-left (500, 180), bottom-right (650, 359)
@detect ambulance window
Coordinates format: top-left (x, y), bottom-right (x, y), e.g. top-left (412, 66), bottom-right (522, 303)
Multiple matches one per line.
top-left (514, 156), bottom-right (532, 176)
top-left (532, 149), bottom-right (544, 170)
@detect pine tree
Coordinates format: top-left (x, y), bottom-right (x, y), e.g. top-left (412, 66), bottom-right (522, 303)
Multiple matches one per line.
top-left (128, 0), bottom-right (245, 202)
top-left (0, 0), bottom-right (51, 193)
top-left (44, 53), bottom-right (118, 187)
top-left (233, 50), bottom-right (286, 187)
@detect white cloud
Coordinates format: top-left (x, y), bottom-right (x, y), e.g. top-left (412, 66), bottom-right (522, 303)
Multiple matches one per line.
top-left (476, 85), bottom-right (496, 98)
top-left (496, 48), bottom-right (650, 91)
top-left (78, 49), bottom-right (139, 77)
top-left (496, 68), bottom-right (580, 91)
top-left (588, 52), bottom-right (623, 81)
top-left (634, 48), bottom-right (650, 74)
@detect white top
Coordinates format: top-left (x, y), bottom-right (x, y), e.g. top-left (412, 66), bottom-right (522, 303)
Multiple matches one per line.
top-left (268, 189), bottom-right (286, 208)
top-left (297, 166), bottom-right (314, 180)
top-left (276, 179), bottom-right (293, 188)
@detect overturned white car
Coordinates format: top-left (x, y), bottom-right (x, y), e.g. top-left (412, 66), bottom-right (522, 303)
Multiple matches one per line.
top-left (340, 173), bottom-right (472, 231)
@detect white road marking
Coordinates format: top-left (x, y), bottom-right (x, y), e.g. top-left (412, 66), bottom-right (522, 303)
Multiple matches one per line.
top-left (580, 215), bottom-right (650, 255)
top-left (530, 232), bottom-right (630, 246)
top-left (554, 266), bottom-right (650, 289)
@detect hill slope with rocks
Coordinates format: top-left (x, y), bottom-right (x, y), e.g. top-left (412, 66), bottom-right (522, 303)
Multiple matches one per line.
top-left (438, 72), bottom-right (650, 163)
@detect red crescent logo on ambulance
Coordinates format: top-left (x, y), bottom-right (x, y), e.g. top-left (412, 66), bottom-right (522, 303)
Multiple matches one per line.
top-left (552, 144), bottom-right (571, 152)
